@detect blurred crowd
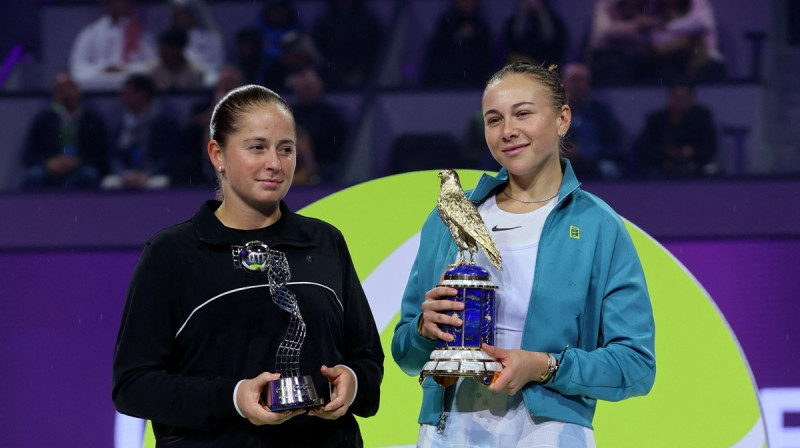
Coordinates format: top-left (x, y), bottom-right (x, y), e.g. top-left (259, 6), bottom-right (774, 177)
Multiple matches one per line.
top-left (20, 0), bottom-right (736, 192)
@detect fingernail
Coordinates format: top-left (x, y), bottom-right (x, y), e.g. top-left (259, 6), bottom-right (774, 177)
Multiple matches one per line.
top-left (455, 319), bottom-right (462, 326)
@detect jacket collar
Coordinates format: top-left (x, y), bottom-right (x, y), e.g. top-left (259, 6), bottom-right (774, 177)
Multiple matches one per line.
top-left (194, 200), bottom-right (315, 248)
top-left (468, 158), bottom-right (581, 205)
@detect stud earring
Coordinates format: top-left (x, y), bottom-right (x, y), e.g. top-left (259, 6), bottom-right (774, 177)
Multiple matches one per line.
top-left (218, 166), bottom-right (223, 173)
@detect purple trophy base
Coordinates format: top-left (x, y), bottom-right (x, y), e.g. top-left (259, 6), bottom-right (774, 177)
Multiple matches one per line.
top-left (265, 375), bottom-right (324, 411)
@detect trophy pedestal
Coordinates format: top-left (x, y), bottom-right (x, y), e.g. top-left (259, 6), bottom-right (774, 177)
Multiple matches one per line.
top-left (422, 349), bottom-right (503, 386)
top-left (421, 263), bottom-right (501, 387)
top-left (265, 375), bottom-right (324, 411)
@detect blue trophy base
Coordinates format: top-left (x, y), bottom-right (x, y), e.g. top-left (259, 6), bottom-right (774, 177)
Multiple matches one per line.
top-left (421, 262), bottom-right (501, 387)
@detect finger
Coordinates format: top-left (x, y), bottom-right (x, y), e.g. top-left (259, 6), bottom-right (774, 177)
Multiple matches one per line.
top-left (422, 320), bottom-right (457, 342)
top-left (309, 409), bottom-right (337, 420)
top-left (488, 371), bottom-right (509, 393)
top-left (323, 397), bottom-right (346, 413)
top-left (246, 405), bottom-right (285, 426)
top-left (426, 307), bottom-right (463, 327)
top-left (266, 408), bottom-right (305, 424)
top-left (319, 365), bottom-right (337, 381)
top-left (309, 403), bottom-right (346, 420)
top-left (426, 299), bottom-right (464, 314)
top-left (285, 408), bottom-right (307, 420)
top-left (482, 343), bottom-right (504, 359)
top-left (424, 286), bottom-right (459, 301)
top-left (256, 371), bottom-right (281, 385)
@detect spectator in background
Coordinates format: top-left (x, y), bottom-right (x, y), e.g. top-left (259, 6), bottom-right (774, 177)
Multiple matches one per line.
top-left (647, 0), bottom-right (726, 84)
top-left (21, 73), bottom-right (109, 190)
top-left (234, 27), bottom-right (269, 86)
top-left (561, 62), bottom-right (625, 180)
top-left (502, 0), bottom-right (569, 66)
top-left (585, 0), bottom-right (658, 85)
top-left (166, 0), bottom-right (225, 87)
top-left (423, 0), bottom-right (495, 89)
top-left (263, 31), bottom-right (325, 90)
top-left (293, 126), bottom-right (321, 185)
top-left (69, 0), bottom-right (156, 90)
top-left (287, 67), bottom-right (349, 183)
top-left (312, 0), bottom-right (384, 90)
top-left (634, 80), bottom-right (718, 178)
top-left (176, 65), bottom-right (245, 187)
top-left (146, 26), bottom-right (205, 91)
top-left (101, 73), bottom-right (180, 189)
top-left (251, 0), bottom-right (302, 88)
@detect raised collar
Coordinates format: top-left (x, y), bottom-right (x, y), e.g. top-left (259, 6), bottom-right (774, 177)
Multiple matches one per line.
top-left (193, 200), bottom-right (315, 249)
top-left (468, 158), bottom-right (582, 205)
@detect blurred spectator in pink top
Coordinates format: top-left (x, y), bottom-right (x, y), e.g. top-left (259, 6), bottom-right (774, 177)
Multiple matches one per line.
top-left (646, 0), bottom-right (726, 84)
top-left (586, 0), bottom-right (658, 85)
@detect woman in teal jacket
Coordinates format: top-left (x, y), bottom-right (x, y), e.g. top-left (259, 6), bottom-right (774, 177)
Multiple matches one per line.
top-left (391, 62), bottom-right (655, 447)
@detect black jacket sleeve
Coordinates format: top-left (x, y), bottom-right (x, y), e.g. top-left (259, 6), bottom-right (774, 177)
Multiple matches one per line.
top-left (112, 240), bottom-right (241, 431)
top-left (336, 230), bottom-right (384, 417)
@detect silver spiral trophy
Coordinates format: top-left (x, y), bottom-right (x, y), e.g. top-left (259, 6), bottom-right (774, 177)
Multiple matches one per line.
top-left (421, 169), bottom-right (504, 387)
top-left (233, 241), bottom-right (324, 410)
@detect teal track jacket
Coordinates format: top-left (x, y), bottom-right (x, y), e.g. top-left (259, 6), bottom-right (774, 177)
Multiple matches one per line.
top-left (391, 160), bottom-right (656, 429)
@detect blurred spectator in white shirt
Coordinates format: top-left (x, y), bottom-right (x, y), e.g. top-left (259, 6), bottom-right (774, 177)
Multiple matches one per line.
top-left (69, 0), bottom-right (156, 90)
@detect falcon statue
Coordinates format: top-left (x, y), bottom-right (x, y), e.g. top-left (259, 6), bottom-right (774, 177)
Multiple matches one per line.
top-left (437, 169), bottom-right (502, 270)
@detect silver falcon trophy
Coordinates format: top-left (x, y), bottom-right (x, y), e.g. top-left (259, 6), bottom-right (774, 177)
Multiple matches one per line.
top-left (234, 241), bottom-right (324, 410)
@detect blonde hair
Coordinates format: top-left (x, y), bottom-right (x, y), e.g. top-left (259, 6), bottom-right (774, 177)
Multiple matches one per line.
top-left (486, 61), bottom-right (568, 113)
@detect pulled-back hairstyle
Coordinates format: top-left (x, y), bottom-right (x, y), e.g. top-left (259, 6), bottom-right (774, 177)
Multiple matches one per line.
top-left (486, 62), bottom-right (570, 153)
top-left (209, 84), bottom-right (294, 148)
top-left (486, 61), bottom-right (568, 113)
top-left (209, 84), bottom-right (295, 200)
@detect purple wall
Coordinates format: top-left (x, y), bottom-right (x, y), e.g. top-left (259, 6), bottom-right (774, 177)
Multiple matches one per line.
top-left (0, 252), bottom-right (136, 447)
top-left (662, 239), bottom-right (800, 388)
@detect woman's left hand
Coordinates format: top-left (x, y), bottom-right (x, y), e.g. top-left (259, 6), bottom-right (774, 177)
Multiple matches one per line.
top-left (308, 365), bottom-right (355, 420)
top-left (482, 344), bottom-right (549, 395)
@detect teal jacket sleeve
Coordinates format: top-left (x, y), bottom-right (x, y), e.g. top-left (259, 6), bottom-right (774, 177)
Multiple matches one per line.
top-left (550, 219), bottom-right (656, 401)
top-left (391, 209), bottom-right (445, 376)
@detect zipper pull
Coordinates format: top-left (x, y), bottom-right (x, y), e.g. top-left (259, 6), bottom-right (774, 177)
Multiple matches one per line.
top-left (436, 411), bottom-right (448, 434)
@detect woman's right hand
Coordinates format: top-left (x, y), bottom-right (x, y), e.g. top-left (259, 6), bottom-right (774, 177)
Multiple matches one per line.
top-left (236, 372), bottom-right (306, 426)
top-left (418, 285), bottom-right (462, 341)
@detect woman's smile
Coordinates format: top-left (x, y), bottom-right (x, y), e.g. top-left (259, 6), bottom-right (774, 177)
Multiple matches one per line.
top-left (502, 143), bottom-right (529, 155)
